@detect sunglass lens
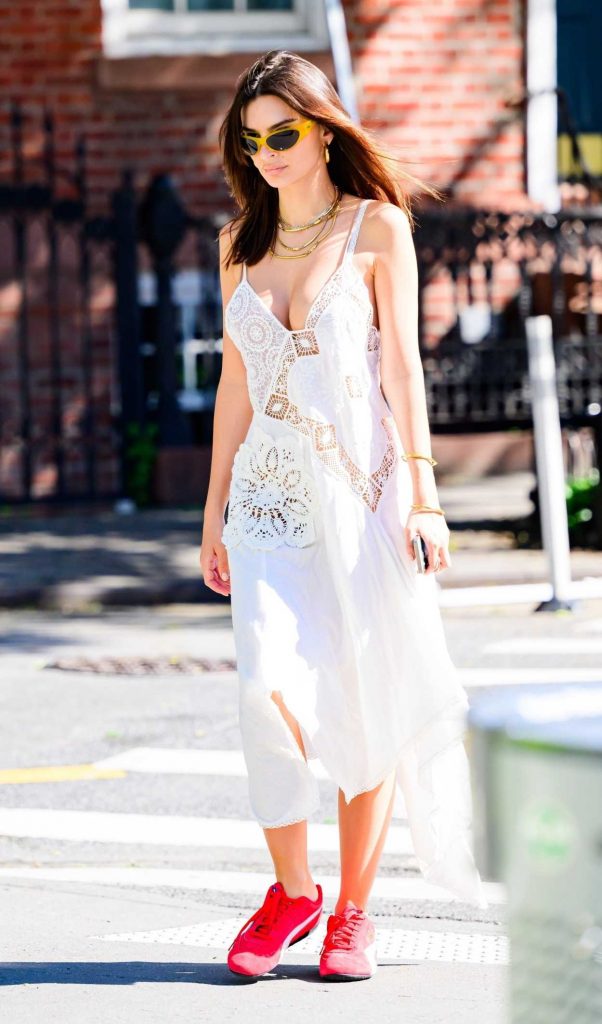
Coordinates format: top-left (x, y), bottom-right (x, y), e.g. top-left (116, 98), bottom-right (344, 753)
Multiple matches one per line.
top-left (268, 129), bottom-right (300, 152)
top-left (241, 137), bottom-right (259, 155)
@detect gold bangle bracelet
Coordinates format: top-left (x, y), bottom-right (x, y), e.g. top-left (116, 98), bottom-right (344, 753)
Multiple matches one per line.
top-left (410, 504), bottom-right (446, 516)
top-left (402, 452), bottom-right (438, 467)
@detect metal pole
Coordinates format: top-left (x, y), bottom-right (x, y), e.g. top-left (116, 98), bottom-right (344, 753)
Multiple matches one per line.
top-left (114, 171), bottom-right (146, 425)
top-left (323, 0), bottom-right (359, 124)
top-left (525, 315), bottom-right (574, 611)
top-left (113, 169), bottom-right (147, 502)
top-left (526, 0), bottom-right (561, 211)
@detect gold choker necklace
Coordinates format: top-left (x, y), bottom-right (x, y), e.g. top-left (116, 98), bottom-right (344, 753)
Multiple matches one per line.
top-left (277, 188), bottom-right (342, 232)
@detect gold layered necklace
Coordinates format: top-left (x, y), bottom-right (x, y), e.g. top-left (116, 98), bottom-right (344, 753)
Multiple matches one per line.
top-left (278, 187), bottom-right (342, 231)
top-left (269, 187), bottom-right (343, 260)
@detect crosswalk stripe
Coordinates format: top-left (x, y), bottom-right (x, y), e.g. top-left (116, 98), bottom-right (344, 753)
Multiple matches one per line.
top-left (92, 747), bottom-right (330, 778)
top-left (438, 577), bottom-right (602, 606)
top-left (0, 865), bottom-right (506, 905)
top-left (0, 807), bottom-right (414, 854)
top-left (483, 637), bottom-right (602, 654)
top-left (459, 666), bottom-right (602, 686)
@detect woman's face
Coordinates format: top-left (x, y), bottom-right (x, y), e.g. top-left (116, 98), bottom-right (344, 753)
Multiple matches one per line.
top-left (240, 94), bottom-right (333, 187)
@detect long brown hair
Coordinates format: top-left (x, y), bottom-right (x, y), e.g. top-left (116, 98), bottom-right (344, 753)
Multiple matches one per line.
top-left (218, 49), bottom-right (443, 269)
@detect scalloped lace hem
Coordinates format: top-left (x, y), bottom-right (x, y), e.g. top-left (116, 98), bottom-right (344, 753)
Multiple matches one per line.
top-left (255, 799), bottom-right (321, 831)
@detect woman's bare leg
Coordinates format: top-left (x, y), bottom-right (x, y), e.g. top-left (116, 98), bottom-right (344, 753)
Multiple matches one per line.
top-left (262, 692), bottom-right (319, 902)
top-left (263, 820), bottom-right (319, 900)
top-left (335, 770), bottom-right (397, 914)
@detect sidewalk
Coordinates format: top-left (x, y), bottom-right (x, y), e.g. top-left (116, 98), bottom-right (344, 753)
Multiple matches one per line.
top-left (1, 472), bottom-right (601, 610)
top-left (0, 877), bottom-right (506, 1024)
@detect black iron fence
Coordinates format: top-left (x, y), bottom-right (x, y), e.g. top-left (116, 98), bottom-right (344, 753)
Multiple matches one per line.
top-left (1, 104), bottom-right (602, 527)
top-left (0, 104), bottom-right (116, 504)
top-left (414, 208), bottom-right (602, 436)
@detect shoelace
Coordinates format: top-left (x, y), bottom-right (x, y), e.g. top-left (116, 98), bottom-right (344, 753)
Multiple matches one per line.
top-left (322, 910), bottom-right (365, 952)
top-left (248, 886), bottom-right (294, 941)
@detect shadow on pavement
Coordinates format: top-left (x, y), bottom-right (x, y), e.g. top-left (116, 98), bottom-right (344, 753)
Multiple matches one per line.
top-left (0, 959), bottom-right (409, 986)
top-left (0, 960), bottom-right (244, 987)
top-left (0, 629), bottom-right (85, 652)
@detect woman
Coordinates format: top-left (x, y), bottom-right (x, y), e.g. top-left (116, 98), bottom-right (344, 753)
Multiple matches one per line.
top-left (200, 49), bottom-right (487, 982)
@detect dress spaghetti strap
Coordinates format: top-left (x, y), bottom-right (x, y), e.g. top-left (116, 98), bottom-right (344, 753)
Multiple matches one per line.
top-left (342, 198), bottom-right (369, 262)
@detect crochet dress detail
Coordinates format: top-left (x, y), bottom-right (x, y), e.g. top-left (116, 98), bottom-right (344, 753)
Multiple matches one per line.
top-left (222, 427), bottom-right (317, 550)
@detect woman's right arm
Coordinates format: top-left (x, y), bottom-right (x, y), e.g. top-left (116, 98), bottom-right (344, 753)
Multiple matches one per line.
top-left (199, 223), bottom-right (254, 597)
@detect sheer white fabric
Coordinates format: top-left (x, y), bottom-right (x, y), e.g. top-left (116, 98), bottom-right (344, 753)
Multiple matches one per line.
top-left (222, 198), bottom-right (488, 909)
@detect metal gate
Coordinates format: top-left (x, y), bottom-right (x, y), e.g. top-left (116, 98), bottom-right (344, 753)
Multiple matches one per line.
top-left (0, 103), bottom-right (223, 507)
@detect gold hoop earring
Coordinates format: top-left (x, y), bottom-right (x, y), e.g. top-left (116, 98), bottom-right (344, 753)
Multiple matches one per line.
top-left (324, 144), bottom-right (330, 164)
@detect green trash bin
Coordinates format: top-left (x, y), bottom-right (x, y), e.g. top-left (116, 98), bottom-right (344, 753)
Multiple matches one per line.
top-left (467, 682), bottom-right (602, 1023)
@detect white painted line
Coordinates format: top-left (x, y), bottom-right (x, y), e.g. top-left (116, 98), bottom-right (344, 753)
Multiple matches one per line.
top-left (91, 917), bottom-right (509, 965)
top-left (93, 747), bottom-right (330, 779)
top-left (460, 667), bottom-right (602, 687)
top-left (0, 865), bottom-right (507, 906)
top-left (0, 808), bottom-right (414, 854)
top-left (483, 637), bottom-right (602, 655)
top-left (96, 747), bottom-right (409, 821)
top-left (439, 578), bottom-right (602, 607)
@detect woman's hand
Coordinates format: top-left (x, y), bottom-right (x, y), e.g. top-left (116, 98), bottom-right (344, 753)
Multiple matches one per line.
top-left (200, 514), bottom-right (231, 596)
top-left (404, 510), bottom-right (452, 575)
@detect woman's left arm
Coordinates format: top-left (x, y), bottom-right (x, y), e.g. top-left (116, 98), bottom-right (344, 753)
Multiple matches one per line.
top-left (371, 202), bottom-right (452, 575)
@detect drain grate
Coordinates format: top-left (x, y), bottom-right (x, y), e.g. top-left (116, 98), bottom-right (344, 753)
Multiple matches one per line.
top-left (45, 656), bottom-right (237, 676)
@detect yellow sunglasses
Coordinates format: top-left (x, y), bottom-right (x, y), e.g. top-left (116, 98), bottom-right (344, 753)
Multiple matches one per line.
top-left (240, 118), bottom-right (315, 156)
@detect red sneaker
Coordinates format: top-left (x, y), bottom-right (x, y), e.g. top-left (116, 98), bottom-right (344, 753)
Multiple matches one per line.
top-left (227, 881), bottom-right (323, 977)
top-left (319, 903), bottom-right (378, 980)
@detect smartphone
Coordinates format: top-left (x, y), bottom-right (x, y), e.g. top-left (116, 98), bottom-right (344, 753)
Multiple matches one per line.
top-left (412, 534), bottom-right (429, 573)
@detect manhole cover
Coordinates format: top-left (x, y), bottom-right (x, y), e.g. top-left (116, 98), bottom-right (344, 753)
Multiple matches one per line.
top-left (45, 656), bottom-right (237, 675)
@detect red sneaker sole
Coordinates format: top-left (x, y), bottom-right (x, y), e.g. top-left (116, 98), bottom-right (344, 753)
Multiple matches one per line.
top-left (319, 970), bottom-right (375, 981)
top-left (228, 914), bottom-right (322, 978)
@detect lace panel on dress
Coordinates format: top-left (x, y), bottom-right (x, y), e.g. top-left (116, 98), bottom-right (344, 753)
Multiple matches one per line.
top-left (262, 331), bottom-right (398, 512)
top-left (222, 426), bottom-right (318, 550)
top-left (367, 326), bottom-right (381, 353)
top-left (225, 283), bottom-right (287, 413)
top-left (344, 374), bottom-right (365, 398)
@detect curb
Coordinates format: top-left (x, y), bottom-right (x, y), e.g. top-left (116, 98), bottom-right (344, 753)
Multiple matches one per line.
top-left (0, 580), bottom-right (230, 611)
top-left (0, 574), bottom-right (579, 612)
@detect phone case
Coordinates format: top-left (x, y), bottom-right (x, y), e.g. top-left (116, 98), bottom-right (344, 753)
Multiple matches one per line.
top-left (412, 534), bottom-right (429, 573)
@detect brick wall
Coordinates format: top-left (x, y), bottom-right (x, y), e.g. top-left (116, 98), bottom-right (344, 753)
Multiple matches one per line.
top-left (0, 0), bottom-right (231, 215)
top-left (349, 0), bottom-right (527, 211)
top-left (0, 0), bottom-right (527, 213)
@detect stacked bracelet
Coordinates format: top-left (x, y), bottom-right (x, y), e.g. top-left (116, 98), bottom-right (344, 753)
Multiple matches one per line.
top-left (402, 452), bottom-right (438, 467)
top-left (403, 454), bottom-right (443, 513)
top-left (410, 503), bottom-right (446, 516)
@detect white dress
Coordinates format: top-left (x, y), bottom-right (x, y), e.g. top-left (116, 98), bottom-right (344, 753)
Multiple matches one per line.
top-left (221, 198), bottom-right (488, 908)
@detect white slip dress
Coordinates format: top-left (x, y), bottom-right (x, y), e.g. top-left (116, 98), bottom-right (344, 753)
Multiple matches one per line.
top-left (221, 197), bottom-right (488, 909)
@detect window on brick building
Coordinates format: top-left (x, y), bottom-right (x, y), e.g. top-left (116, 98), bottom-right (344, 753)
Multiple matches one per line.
top-left (557, 0), bottom-right (602, 180)
top-left (102, 0), bottom-right (328, 56)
